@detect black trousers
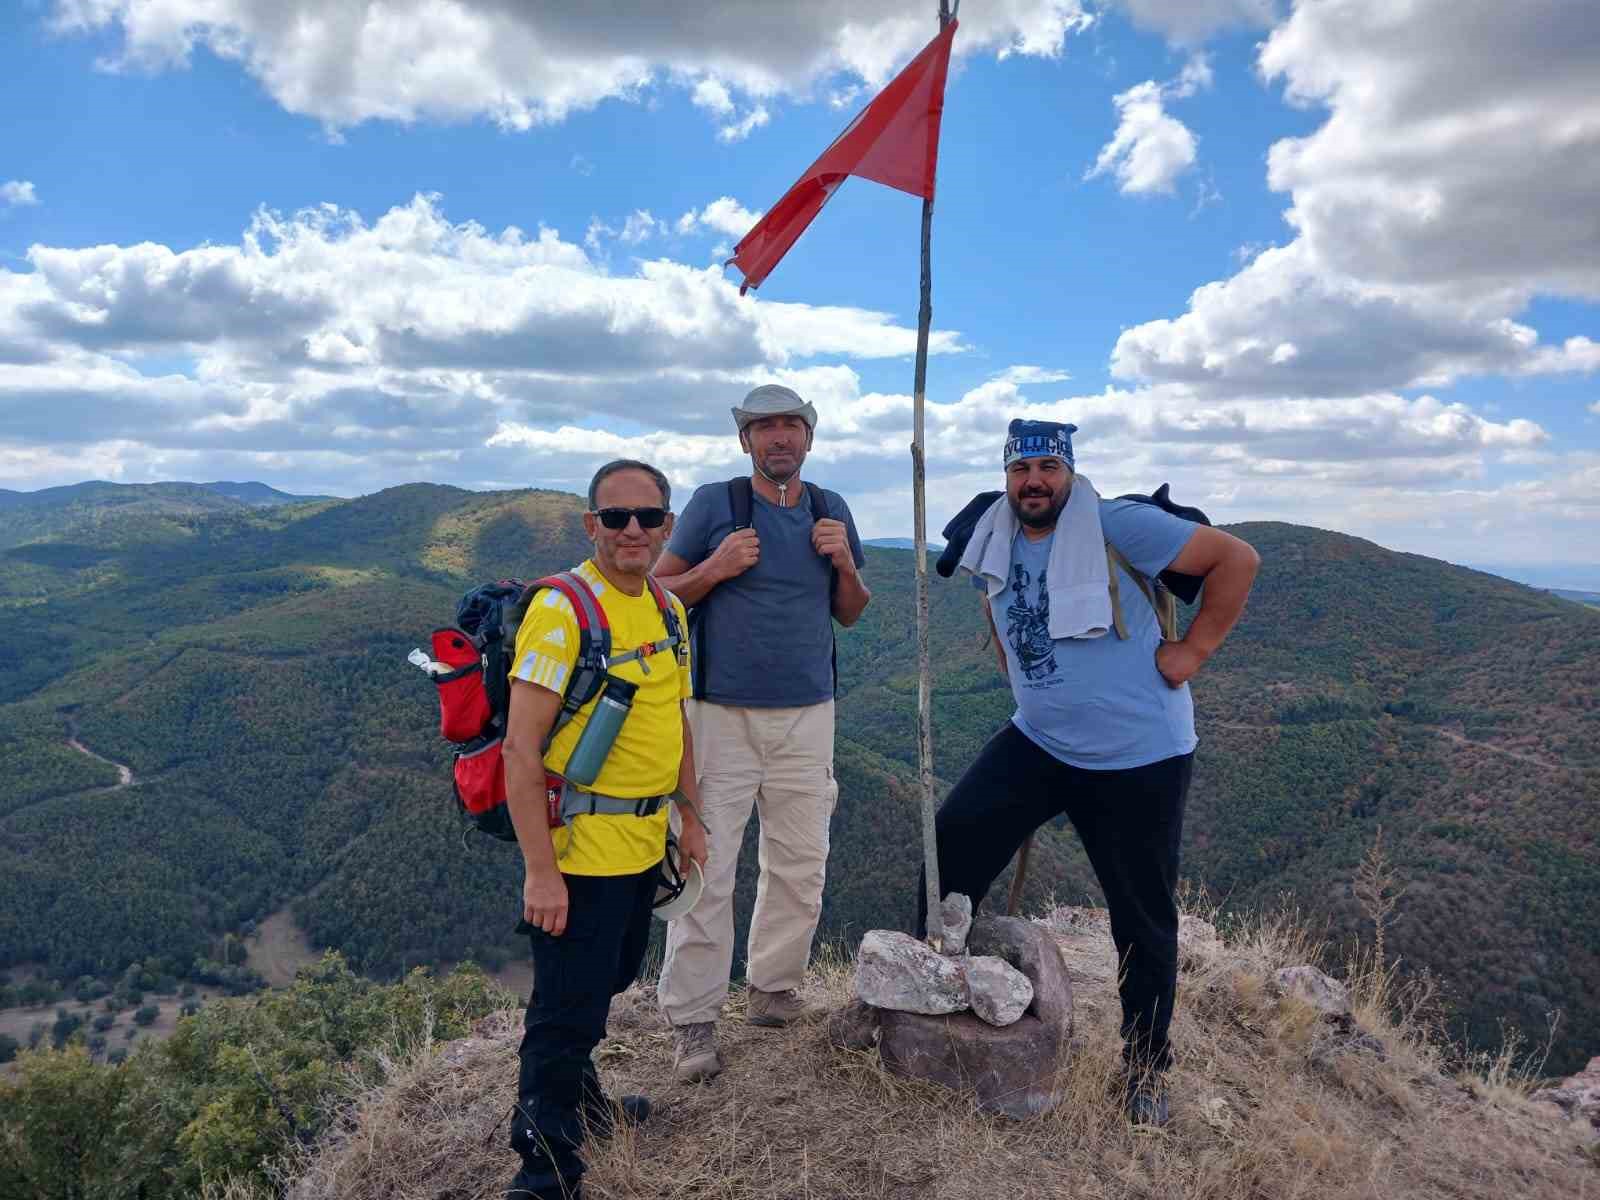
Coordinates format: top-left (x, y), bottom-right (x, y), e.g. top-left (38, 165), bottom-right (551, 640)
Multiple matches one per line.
top-left (510, 865), bottom-right (658, 1200)
top-left (919, 722), bottom-right (1192, 1073)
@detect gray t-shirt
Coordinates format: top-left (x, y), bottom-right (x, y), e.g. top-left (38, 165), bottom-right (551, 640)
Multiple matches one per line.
top-left (669, 480), bottom-right (865, 708)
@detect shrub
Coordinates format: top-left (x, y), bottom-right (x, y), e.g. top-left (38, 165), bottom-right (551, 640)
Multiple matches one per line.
top-left (50, 1011), bottom-right (84, 1049)
top-left (0, 1033), bottom-right (18, 1064)
top-left (18, 979), bottom-right (59, 1006)
top-left (92, 1014), bottom-right (115, 1033)
top-left (0, 1045), bottom-right (129, 1198)
top-left (133, 1005), bottom-right (160, 1027)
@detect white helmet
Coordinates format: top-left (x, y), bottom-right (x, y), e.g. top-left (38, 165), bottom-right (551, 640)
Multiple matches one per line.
top-left (653, 837), bottom-right (705, 922)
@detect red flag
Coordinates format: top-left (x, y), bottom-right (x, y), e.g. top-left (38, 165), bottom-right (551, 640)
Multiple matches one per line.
top-left (727, 21), bottom-right (958, 294)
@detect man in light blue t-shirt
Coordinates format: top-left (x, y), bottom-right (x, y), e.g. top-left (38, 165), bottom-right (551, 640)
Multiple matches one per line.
top-left (921, 418), bottom-right (1259, 1128)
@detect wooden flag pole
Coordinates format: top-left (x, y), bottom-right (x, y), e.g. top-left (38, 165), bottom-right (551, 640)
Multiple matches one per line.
top-left (914, 0), bottom-right (955, 949)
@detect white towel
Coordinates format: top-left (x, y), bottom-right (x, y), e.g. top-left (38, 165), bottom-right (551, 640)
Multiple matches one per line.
top-left (957, 475), bottom-right (1111, 640)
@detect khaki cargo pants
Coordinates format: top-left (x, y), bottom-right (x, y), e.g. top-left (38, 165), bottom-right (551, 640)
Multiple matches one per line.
top-left (657, 698), bottom-right (838, 1026)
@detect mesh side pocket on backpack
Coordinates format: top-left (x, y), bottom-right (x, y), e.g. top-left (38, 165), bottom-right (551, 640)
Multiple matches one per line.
top-left (432, 627), bottom-right (489, 742)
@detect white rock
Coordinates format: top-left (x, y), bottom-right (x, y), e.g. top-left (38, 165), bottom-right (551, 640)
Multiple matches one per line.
top-left (965, 955), bottom-right (1033, 1027)
top-left (1274, 965), bottom-right (1351, 1018)
top-left (855, 929), bottom-right (969, 1015)
top-left (939, 894), bottom-right (974, 955)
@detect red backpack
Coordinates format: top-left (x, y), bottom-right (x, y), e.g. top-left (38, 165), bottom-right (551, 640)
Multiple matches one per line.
top-left (423, 572), bottom-right (683, 842)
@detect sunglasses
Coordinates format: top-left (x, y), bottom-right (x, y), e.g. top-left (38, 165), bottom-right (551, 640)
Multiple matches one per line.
top-left (594, 506), bottom-right (669, 531)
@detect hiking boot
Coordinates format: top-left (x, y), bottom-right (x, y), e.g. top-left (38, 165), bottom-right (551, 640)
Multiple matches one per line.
top-left (746, 987), bottom-right (819, 1028)
top-left (505, 1167), bottom-right (580, 1200)
top-left (1125, 1075), bottom-right (1171, 1128)
top-left (673, 1022), bottom-right (722, 1082)
top-left (582, 1092), bottom-right (651, 1139)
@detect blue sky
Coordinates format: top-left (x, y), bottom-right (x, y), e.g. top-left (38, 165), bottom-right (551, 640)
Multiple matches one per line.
top-left (1, 1), bottom-right (1596, 582)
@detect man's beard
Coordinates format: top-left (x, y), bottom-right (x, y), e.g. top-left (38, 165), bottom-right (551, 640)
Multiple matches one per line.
top-left (755, 449), bottom-right (803, 483)
top-left (1009, 490), bottom-right (1066, 529)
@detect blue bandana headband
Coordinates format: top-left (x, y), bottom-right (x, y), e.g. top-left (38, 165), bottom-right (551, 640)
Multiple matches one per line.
top-left (1003, 419), bottom-right (1077, 469)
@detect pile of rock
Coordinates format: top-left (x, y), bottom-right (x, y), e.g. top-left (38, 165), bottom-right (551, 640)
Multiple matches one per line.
top-left (829, 897), bottom-right (1074, 1118)
top-left (854, 896), bottom-right (1036, 1027)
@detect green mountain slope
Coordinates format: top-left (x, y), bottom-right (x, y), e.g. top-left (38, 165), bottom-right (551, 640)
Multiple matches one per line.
top-left (197, 481), bottom-right (332, 506)
top-left (1, 487), bottom-right (1596, 1071)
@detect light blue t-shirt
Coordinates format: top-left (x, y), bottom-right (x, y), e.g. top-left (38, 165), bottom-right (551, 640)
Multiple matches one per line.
top-left (988, 498), bottom-right (1200, 770)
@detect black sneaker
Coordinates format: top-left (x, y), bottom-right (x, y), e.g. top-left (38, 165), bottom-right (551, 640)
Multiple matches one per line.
top-left (1124, 1076), bottom-right (1171, 1128)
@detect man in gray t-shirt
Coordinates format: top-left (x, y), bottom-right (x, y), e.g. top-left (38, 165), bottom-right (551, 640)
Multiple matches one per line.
top-left (653, 384), bottom-right (869, 1082)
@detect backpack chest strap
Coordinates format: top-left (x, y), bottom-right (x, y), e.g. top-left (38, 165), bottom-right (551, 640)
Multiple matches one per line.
top-left (606, 632), bottom-right (683, 674)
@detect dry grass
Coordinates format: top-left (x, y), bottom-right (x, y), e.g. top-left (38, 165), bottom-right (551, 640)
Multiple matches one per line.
top-left (273, 906), bottom-right (1597, 1200)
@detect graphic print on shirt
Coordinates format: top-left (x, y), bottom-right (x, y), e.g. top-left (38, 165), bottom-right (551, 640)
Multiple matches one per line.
top-left (1005, 562), bottom-right (1057, 682)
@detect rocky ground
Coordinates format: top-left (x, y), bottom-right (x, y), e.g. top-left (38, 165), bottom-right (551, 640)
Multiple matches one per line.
top-left (272, 905), bottom-right (1598, 1200)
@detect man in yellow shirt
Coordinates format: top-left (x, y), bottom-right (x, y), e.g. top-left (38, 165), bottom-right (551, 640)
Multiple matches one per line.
top-left (501, 458), bottom-right (708, 1200)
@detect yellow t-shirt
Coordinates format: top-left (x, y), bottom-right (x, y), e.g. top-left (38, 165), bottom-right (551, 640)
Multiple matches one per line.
top-left (510, 559), bottom-right (690, 876)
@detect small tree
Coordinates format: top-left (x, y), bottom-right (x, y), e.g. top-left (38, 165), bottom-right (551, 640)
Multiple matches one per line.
top-left (134, 1004), bottom-right (160, 1027)
top-left (0, 1045), bottom-right (129, 1198)
top-left (0, 1032), bottom-right (19, 1063)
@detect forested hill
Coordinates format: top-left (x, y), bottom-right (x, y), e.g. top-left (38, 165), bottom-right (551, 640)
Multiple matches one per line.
top-left (1, 482), bottom-right (1596, 1071)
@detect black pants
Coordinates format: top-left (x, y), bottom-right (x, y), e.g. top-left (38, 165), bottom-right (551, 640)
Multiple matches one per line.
top-left (510, 865), bottom-right (658, 1200)
top-left (919, 722), bottom-right (1192, 1073)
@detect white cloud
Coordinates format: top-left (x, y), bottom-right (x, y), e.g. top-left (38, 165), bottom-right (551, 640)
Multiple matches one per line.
top-left (583, 209), bottom-right (664, 251)
top-left (1257, 1), bottom-right (1600, 301)
top-left (618, 210), bottom-right (664, 244)
top-left (1086, 80), bottom-right (1197, 195)
top-left (1111, 0), bottom-right (1600, 400)
top-left (3, 225), bottom-right (1583, 562)
top-left (1110, 0), bottom-right (1278, 46)
top-left (994, 365), bottom-right (1072, 385)
top-left (1, 180), bottom-right (39, 208)
top-left (677, 197), bottom-right (763, 241)
top-left (717, 105), bottom-right (770, 143)
top-left (1169, 54), bottom-right (1213, 99)
top-left (1111, 241), bottom-right (1600, 396)
top-left (689, 76), bottom-right (734, 116)
top-left (0, 195), bottom-right (968, 496)
top-left (50, 0), bottom-right (1091, 134)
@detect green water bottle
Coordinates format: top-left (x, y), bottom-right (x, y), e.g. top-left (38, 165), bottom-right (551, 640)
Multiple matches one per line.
top-left (562, 676), bottom-right (637, 787)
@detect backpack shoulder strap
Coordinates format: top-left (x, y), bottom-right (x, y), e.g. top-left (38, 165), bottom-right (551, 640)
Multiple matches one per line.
top-left (522, 571), bottom-right (613, 746)
top-left (644, 576), bottom-right (685, 648)
top-left (803, 481), bottom-right (841, 694)
top-left (1105, 542), bottom-right (1178, 641)
top-left (803, 480), bottom-right (831, 522)
top-left (728, 476), bottom-right (754, 531)
top-left (694, 478), bottom-right (754, 700)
